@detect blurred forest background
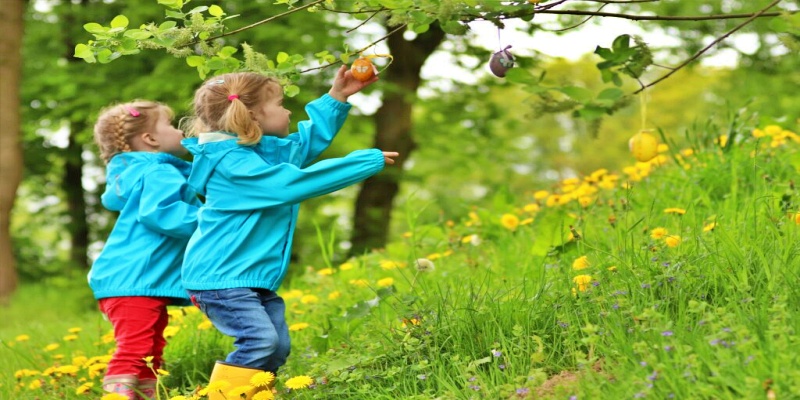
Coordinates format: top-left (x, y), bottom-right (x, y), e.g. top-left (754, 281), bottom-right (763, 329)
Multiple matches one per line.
top-left (1, 0), bottom-right (798, 307)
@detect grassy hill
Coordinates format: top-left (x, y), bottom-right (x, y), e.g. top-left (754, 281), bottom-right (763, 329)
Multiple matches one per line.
top-left (3, 122), bottom-right (800, 399)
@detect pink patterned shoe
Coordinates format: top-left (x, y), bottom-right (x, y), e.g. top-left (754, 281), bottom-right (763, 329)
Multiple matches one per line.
top-left (103, 374), bottom-right (139, 399)
top-left (137, 378), bottom-right (157, 400)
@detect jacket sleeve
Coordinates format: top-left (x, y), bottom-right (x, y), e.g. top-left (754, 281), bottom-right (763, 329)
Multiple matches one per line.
top-left (216, 148), bottom-right (385, 210)
top-left (294, 94), bottom-right (352, 167)
top-left (138, 165), bottom-right (199, 238)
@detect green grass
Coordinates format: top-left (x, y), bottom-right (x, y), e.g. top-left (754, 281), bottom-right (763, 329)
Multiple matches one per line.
top-left (3, 122), bottom-right (800, 399)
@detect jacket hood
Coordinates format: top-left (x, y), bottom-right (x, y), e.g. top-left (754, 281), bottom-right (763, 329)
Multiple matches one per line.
top-left (101, 152), bottom-right (192, 211)
top-left (182, 136), bottom-right (239, 197)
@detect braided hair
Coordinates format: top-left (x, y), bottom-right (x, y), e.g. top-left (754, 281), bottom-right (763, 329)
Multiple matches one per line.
top-left (93, 100), bottom-right (172, 163)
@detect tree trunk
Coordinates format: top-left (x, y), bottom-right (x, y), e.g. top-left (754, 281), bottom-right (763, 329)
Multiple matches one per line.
top-left (64, 122), bottom-right (89, 270)
top-left (0, 0), bottom-right (25, 302)
top-left (349, 24), bottom-right (445, 256)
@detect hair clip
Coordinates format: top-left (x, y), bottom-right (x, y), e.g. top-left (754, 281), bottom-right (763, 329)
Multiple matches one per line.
top-left (210, 79), bottom-right (225, 85)
top-left (227, 94), bottom-right (239, 101)
top-left (124, 106), bottom-right (140, 117)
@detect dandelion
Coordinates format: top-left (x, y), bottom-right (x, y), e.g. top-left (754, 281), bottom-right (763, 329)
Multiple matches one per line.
top-left (285, 375), bottom-right (314, 390)
top-left (379, 260), bottom-right (403, 270)
top-left (349, 279), bottom-right (369, 287)
top-left (607, 266), bottom-right (617, 272)
top-left (500, 213), bottom-right (520, 230)
top-left (328, 291), bottom-right (341, 300)
top-left (339, 262), bottom-right (354, 271)
top-left (169, 396), bottom-right (189, 400)
top-left (100, 394), bottom-right (129, 400)
top-left (157, 369), bottom-right (169, 376)
top-left (163, 326), bottom-right (180, 338)
top-left (523, 203), bottom-right (540, 213)
top-left (76, 382), bottom-right (94, 394)
top-left (198, 381), bottom-right (230, 396)
top-left (300, 295), bottom-right (319, 304)
top-left (282, 289), bottom-right (304, 300)
top-left (56, 365), bottom-right (79, 375)
top-left (289, 323), bottom-right (310, 332)
top-left (703, 222), bottom-right (717, 232)
top-left (317, 268), bottom-right (335, 276)
top-left (44, 343), bottom-right (59, 352)
top-left (665, 235), bottom-right (681, 247)
top-left (650, 227), bottom-right (668, 240)
top-left (664, 208), bottom-right (686, 215)
top-left (572, 256), bottom-right (590, 270)
top-left (250, 371), bottom-right (275, 388)
top-left (415, 258), bottom-right (435, 272)
top-left (533, 190), bottom-right (549, 200)
top-left (253, 391), bottom-right (275, 400)
top-left (197, 319), bottom-right (214, 330)
top-left (573, 275), bottom-right (592, 292)
top-left (15, 334), bottom-right (29, 342)
top-left (426, 252), bottom-right (442, 260)
top-left (377, 277), bottom-right (394, 287)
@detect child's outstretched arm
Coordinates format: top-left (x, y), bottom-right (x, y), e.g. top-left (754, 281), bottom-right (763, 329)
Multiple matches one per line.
top-left (213, 149), bottom-right (397, 210)
top-left (328, 65), bottom-right (379, 103)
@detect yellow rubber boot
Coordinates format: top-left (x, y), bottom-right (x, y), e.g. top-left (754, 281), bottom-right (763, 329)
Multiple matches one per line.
top-left (206, 361), bottom-right (271, 400)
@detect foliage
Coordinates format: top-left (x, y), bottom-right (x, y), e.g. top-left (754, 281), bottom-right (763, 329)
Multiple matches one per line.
top-left (4, 118), bottom-right (800, 398)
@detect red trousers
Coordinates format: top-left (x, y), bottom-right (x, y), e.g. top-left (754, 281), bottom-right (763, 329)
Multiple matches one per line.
top-left (98, 297), bottom-right (171, 380)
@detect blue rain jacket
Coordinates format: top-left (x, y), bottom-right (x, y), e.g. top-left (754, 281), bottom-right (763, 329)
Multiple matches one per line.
top-left (181, 94), bottom-right (385, 291)
top-left (88, 152), bottom-right (200, 302)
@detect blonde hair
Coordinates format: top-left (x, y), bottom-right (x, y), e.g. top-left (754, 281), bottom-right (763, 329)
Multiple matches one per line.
top-left (93, 100), bottom-right (173, 163)
top-left (186, 72), bottom-right (281, 146)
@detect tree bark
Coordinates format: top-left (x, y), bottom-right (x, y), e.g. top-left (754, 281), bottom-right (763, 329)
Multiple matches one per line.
top-left (349, 24), bottom-right (445, 256)
top-left (64, 122), bottom-right (89, 270)
top-left (0, 0), bottom-right (25, 302)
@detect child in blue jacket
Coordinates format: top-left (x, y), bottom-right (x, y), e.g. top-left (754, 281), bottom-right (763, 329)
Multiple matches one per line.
top-left (181, 67), bottom-right (397, 398)
top-left (89, 100), bottom-right (200, 399)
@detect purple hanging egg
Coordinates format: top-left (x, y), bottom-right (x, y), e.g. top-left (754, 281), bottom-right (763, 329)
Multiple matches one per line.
top-left (489, 45), bottom-right (514, 78)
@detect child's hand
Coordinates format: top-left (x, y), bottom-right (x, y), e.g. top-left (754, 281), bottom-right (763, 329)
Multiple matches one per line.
top-left (382, 151), bottom-right (399, 165)
top-left (328, 65), bottom-right (379, 102)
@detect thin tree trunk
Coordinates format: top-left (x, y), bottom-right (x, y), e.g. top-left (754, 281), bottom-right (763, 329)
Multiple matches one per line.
top-left (0, 0), bottom-right (26, 302)
top-left (349, 24), bottom-right (445, 256)
top-left (64, 122), bottom-right (89, 270)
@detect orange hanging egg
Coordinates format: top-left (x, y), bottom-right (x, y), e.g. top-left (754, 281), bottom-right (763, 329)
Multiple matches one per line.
top-left (351, 57), bottom-right (376, 82)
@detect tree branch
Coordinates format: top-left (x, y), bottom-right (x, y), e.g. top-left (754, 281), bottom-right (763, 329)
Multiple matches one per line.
top-left (199, 0), bottom-right (327, 44)
top-left (635, 0), bottom-right (782, 94)
top-left (464, 9), bottom-right (784, 23)
top-left (299, 24), bottom-right (407, 74)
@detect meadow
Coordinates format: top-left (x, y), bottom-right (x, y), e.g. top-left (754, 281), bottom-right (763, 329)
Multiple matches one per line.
top-left (3, 121), bottom-right (800, 399)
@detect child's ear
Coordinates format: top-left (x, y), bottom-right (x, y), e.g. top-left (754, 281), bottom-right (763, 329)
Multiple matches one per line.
top-left (140, 131), bottom-right (159, 147)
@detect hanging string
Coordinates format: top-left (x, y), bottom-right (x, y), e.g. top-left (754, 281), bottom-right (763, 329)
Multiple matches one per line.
top-left (497, 27), bottom-right (503, 52)
top-left (639, 89), bottom-right (647, 132)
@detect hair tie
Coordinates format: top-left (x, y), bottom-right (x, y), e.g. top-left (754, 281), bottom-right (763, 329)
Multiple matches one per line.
top-left (124, 106), bottom-right (140, 117)
top-left (227, 94), bottom-right (239, 101)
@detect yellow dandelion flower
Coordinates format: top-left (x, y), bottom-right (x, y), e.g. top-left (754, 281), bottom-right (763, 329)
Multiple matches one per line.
top-left (339, 262), bottom-right (354, 271)
top-left (377, 278), bottom-right (394, 288)
top-left (764, 125), bottom-right (782, 136)
top-left (253, 390), bottom-right (276, 400)
top-left (56, 365), bottom-right (79, 375)
top-left (794, 213), bottom-right (800, 225)
top-left (228, 385), bottom-right (254, 398)
top-left (533, 190), bottom-right (549, 200)
top-left (717, 135), bottom-right (728, 147)
top-left (523, 203), bottom-right (540, 213)
top-left (572, 256), bottom-right (590, 271)
top-left (468, 211), bottom-right (480, 222)
top-left (68, 327), bottom-right (82, 334)
top-left (300, 295), bottom-right (319, 304)
top-left (53, 354), bottom-right (64, 360)
top-left (650, 227), bottom-right (668, 240)
top-left (15, 369), bottom-right (40, 379)
top-left (317, 268), bottom-right (335, 276)
top-left (572, 275), bottom-right (592, 285)
top-left (102, 331), bottom-right (115, 344)
top-left (520, 217), bottom-right (534, 225)
top-left (72, 356), bottom-right (88, 366)
top-left (169, 396), bottom-right (189, 400)
top-left (44, 343), bottom-right (60, 352)
top-left (183, 306), bottom-right (200, 315)
top-left (282, 289), bottom-right (304, 300)
top-left (680, 148), bottom-right (694, 157)
top-left (250, 371), bottom-right (275, 388)
top-left (15, 334), bottom-right (30, 342)
top-left (285, 375), bottom-right (314, 390)
top-left (500, 213), bottom-right (520, 230)
top-left (349, 279), bottom-right (369, 287)
top-left (607, 266), bottom-right (617, 272)
top-left (703, 222), bottom-right (717, 232)
top-left (163, 326), bottom-right (180, 338)
top-left (328, 291), bottom-right (341, 300)
top-left (664, 208), bottom-right (686, 215)
top-left (167, 309), bottom-right (185, 321)
top-left (27, 379), bottom-right (42, 390)
top-left (289, 322), bottom-right (310, 332)
top-left (157, 369), bottom-right (169, 376)
top-left (88, 364), bottom-right (107, 378)
top-left (197, 319), bottom-right (214, 330)
top-left (426, 252), bottom-right (442, 260)
top-left (76, 382), bottom-right (94, 394)
top-left (657, 143), bottom-right (669, 153)
top-left (665, 235), bottom-right (681, 247)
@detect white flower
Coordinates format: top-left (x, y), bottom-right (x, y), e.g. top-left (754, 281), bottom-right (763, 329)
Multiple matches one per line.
top-left (415, 258), bottom-right (435, 272)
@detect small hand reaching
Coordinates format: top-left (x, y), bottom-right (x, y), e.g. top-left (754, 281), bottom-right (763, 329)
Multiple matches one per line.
top-left (382, 152), bottom-right (399, 165)
top-left (328, 65), bottom-right (379, 102)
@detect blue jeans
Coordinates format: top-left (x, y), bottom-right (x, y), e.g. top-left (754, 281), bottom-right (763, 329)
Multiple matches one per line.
top-left (188, 288), bottom-right (291, 373)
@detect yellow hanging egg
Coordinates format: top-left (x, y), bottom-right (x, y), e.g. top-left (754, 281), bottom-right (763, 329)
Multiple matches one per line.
top-left (628, 131), bottom-right (659, 162)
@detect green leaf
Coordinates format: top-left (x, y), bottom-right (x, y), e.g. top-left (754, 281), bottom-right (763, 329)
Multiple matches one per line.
top-left (340, 54), bottom-right (351, 64)
top-left (612, 34), bottom-right (631, 52)
top-left (187, 6), bottom-right (209, 14)
top-left (73, 44), bottom-right (96, 63)
top-left (157, 0), bottom-right (184, 9)
top-left (411, 23), bottom-right (430, 34)
top-left (594, 46), bottom-right (614, 61)
top-left (159, 21), bottom-right (177, 30)
top-left (558, 86), bottom-right (593, 103)
top-left (83, 23), bottom-right (107, 34)
top-left (577, 105), bottom-right (607, 119)
top-left (441, 21), bottom-right (467, 35)
top-left (110, 15), bottom-right (129, 29)
top-left (96, 49), bottom-right (114, 64)
top-left (123, 29), bottom-right (152, 40)
top-left (208, 5), bottom-right (224, 17)
top-left (199, 32), bottom-right (210, 40)
top-left (284, 85), bottom-right (300, 97)
top-left (276, 52), bottom-right (289, 63)
top-left (504, 68), bottom-right (537, 84)
top-left (597, 88), bottom-right (624, 101)
top-left (186, 56), bottom-right (205, 67)
top-left (206, 58), bottom-right (224, 70)
top-left (218, 46), bottom-right (238, 58)
top-left (165, 10), bottom-right (185, 19)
